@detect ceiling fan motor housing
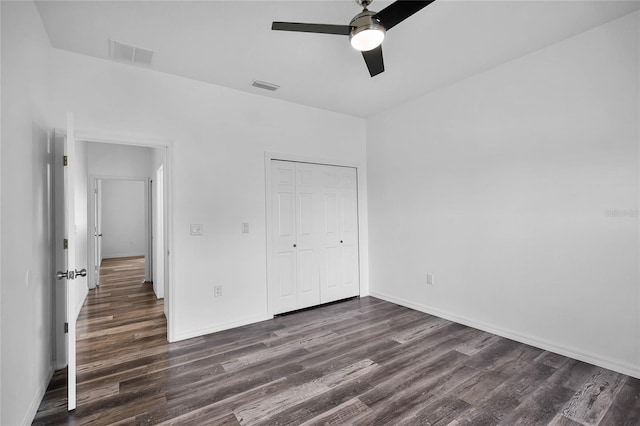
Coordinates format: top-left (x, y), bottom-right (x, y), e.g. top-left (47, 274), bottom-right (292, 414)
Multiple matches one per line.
top-left (349, 10), bottom-right (386, 51)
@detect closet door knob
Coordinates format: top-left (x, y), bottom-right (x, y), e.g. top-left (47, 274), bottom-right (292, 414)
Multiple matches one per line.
top-left (293, 244), bottom-right (297, 248)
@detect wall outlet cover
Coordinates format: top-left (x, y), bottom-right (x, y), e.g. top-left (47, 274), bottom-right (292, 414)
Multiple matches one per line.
top-left (190, 224), bottom-right (203, 236)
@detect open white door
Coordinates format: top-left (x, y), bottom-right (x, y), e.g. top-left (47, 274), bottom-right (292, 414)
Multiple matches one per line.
top-left (54, 113), bottom-right (84, 411)
top-left (93, 178), bottom-right (103, 287)
top-left (153, 165), bottom-right (165, 300)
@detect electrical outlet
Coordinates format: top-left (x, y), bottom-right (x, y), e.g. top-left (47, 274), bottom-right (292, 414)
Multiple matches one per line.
top-left (190, 224), bottom-right (203, 236)
top-left (214, 285), bottom-right (222, 297)
top-left (427, 274), bottom-right (434, 286)
top-left (242, 222), bottom-right (249, 233)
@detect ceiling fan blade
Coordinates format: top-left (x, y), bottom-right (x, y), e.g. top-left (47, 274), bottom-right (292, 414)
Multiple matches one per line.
top-left (373, 0), bottom-right (435, 30)
top-left (272, 22), bottom-right (352, 36)
top-left (362, 46), bottom-right (384, 77)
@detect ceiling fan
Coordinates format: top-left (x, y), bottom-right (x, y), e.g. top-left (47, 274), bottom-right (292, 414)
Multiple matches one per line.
top-left (272, 0), bottom-right (435, 77)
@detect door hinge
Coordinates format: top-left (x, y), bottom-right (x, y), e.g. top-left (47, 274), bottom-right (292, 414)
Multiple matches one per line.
top-left (63, 155), bottom-right (68, 166)
top-left (64, 239), bottom-right (68, 249)
top-left (64, 322), bottom-right (69, 333)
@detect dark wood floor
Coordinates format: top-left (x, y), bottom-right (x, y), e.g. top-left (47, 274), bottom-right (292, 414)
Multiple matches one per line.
top-left (34, 257), bottom-right (639, 425)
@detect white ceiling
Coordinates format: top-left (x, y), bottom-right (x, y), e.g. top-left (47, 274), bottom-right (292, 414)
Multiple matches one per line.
top-left (35, 0), bottom-right (640, 118)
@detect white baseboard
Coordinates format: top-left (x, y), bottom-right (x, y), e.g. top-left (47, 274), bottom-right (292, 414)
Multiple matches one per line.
top-left (370, 290), bottom-right (640, 379)
top-left (171, 314), bottom-right (273, 342)
top-left (24, 364), bottom-right (54, 425)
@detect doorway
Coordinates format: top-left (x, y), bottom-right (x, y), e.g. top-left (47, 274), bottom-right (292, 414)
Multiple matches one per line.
top-left (89, 177), bottom-right (150, 288)
top-left (52, 133), bottom-right (171, 411)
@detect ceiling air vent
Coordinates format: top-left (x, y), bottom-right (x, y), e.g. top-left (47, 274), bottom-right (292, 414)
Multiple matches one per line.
top-left (251, 80), bottom-right (280, 92)
top-left (110, 39), bottom-right (155, 67)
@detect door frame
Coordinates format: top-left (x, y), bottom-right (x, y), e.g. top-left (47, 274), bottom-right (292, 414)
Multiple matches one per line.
top-left (56, 130), bottom-right (175, 343)
top-left (88, 176), bottom-right (151, 286)
top-left (264, 152), bottom-right (370, 316)
top-left (91, 178), bottom-right (103, 288)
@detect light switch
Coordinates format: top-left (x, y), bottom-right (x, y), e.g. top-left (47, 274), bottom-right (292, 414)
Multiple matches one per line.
top-left (242, 222), bottom-right (249, 234)
top-left (190, 224), bottom-right (203, 236)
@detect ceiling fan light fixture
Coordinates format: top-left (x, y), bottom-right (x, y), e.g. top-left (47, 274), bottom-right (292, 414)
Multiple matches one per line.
top-left (349, 10), bottom-right (386, 52)
top-left (350, 26), bottom-right (385, 51)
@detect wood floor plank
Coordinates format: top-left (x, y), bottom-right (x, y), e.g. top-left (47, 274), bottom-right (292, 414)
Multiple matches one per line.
top-left (400, 395), bottom-right (473, 426)
top-left (299, 398), bottom-right (370, 426)
top-left (350, 351), bottom-right (472, 425)
top-left (33, 256), bottom-right (640, 426)
top-left (251, 375), bottom-right (374, 426)
top-left (560, 368), bottom-right (628, 425)
top-left (234, 359), bottom-right (378, 425)
top-left (599, 377), bottom-right (640, 425)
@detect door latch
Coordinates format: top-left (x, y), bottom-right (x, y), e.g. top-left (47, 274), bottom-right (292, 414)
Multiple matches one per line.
top-left (56, 270), bottom-right (75, 280)
top-left (56, 268), bottom-right (87, 280)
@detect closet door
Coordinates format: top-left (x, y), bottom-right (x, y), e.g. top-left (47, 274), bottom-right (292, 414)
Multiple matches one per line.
top-left (319, 165), bottom-right (341, 302)
top-left (337, 167), bottom-right (359, 300)
top-left (320, 165), bottom-right (359, 302)
top-left (294, 162), bottom-right (322, 309)
top-left (270, 161), bottom-right (298, 314)
top-left (270, 160), bottom-right (359, 315)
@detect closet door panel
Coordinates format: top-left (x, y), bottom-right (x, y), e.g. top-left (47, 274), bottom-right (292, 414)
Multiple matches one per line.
top-left (337, 168), bottom-right (360, 300)
top-left (296, 163), bottom-right (321, 308)
top-left (270, 161), bottom-right (298, 314)
top-left (278, 252), bottom-right (296, 297)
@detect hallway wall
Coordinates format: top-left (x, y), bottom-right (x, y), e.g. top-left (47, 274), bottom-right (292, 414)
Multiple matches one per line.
top-left (101, 179), bottom-right (146, 258)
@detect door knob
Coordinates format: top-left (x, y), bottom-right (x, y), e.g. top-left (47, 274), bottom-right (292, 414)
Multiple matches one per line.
top-left (293, 244), bottom-right (297, 248)
top-left (75, 268), bottom-right (87, 277)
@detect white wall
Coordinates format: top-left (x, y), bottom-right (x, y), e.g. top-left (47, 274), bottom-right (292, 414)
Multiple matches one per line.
top-left (101, 179), bottom-right (146, 258)
top-left (49, 48), bottom-right (368, 341)
top-left (367, 12), bottom-right (640, 378)
top-left (0, 2), bottom-right (53, 424)
top-left (87, 142), bottom-right (153, 264)
top-left (87, 142), bottom-right (153, 178)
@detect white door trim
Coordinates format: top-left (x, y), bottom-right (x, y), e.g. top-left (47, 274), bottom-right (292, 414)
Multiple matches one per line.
top-left (264, 152), bottom-right (370, 316)
top-left (87, 176), bottom-right (151, 281)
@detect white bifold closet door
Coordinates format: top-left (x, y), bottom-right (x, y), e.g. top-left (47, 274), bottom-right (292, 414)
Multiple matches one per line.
top-left (270, 160), bottom-right (359, 315)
